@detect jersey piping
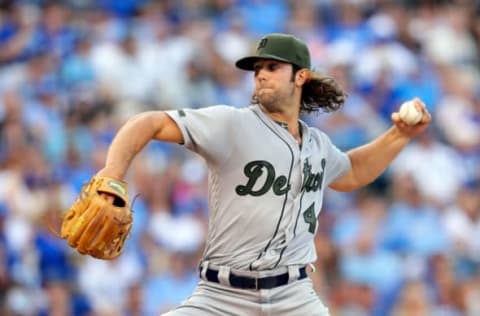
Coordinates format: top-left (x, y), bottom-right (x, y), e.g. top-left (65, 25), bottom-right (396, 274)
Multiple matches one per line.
top-left (276, 174), bottom-right (306, 267)
top-left (293, 187), bottom-right (307, 237)
top-left (249, 109), bottom-right (295, 270)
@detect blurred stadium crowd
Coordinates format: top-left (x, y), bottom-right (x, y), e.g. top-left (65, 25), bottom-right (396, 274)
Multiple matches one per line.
top-left (0, 0), bottom-right (479, 315)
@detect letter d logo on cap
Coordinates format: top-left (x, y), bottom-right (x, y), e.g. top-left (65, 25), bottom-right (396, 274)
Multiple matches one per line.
top-left (257, 38), bottom-right (268, 50)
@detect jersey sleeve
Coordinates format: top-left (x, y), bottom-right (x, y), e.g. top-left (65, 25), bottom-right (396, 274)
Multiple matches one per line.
top-left (165, 105), bottom-right (235, 164)
top-left (322, 134), bottom-right (352, 186)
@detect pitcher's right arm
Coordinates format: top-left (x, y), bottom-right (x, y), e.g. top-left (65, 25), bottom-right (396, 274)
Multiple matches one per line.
top-left (96, 111), bottom-right (183, 180)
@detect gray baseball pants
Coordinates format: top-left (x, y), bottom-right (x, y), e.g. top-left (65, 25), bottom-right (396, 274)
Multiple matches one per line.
top-left (161, 263), bottom-right (330, 316)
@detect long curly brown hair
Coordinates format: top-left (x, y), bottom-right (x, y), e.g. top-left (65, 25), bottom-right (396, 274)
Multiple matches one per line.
top-left (251, 67), bottom-right (347, 113)
top-left (300, 70), bottom-right (347, 113)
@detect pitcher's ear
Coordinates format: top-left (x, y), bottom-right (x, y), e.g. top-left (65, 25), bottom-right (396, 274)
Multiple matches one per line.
top-left (296, 69), bottom-right (310, 86)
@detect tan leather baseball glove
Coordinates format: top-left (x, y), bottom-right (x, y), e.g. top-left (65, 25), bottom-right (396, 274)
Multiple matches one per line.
top-left (60, 176), bottom-right (133, 259)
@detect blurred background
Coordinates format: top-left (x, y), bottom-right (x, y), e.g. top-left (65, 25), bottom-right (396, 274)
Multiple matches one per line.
top-left (0, 0), bottom-right (479, 315)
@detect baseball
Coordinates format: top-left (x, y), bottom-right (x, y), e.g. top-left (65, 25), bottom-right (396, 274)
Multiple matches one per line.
top-left (398, 101), bottom-right (423, 125)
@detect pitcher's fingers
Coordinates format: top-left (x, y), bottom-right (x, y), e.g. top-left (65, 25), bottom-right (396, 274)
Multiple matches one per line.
top-left (100, 192), bottom-right (115, 203)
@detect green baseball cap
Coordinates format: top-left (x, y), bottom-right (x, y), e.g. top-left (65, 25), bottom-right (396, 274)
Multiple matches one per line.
top-left (235, 33), bottom-right (311, 71)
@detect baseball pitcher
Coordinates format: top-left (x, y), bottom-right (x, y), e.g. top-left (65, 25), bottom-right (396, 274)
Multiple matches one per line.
top-left (60, 33), bottom-right (431, 315)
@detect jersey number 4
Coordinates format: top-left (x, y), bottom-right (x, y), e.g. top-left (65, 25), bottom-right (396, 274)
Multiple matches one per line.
top-left (303, 203), bottom-right (316, 234)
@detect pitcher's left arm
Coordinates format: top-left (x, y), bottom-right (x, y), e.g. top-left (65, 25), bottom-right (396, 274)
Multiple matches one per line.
top-left (330, 98), bottom-right (431, 192)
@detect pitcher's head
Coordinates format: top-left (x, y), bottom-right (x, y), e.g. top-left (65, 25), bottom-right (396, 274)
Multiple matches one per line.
top-left (236, 33), bottom-right (347, 114)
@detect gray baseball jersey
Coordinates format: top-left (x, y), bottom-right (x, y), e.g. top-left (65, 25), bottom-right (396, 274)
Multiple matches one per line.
top-left (166, 105), bottom-right (351, 271)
